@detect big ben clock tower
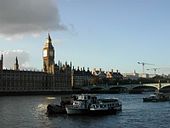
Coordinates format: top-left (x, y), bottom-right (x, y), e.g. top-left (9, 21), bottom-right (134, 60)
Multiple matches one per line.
top-left (43, 33), bottom-right (55, 74)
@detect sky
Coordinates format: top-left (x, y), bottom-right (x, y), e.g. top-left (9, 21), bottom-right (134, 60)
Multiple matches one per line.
top-left (0, 0), bottom-right (170, 74)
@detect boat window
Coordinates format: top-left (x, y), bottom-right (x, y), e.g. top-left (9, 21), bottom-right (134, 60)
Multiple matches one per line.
top-left (101, 105), bottom-right (103, 108)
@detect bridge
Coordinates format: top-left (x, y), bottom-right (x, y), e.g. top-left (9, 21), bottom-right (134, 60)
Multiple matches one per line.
top-left (77, 83), bottom-right (170, 92)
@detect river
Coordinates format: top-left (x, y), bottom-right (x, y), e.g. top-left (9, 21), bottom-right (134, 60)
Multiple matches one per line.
top-left (0, 93), bottom-right (170, 128)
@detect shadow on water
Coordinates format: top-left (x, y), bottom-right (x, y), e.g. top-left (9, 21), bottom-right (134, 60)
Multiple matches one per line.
top-left (47, 114), bottom-right (119, 128)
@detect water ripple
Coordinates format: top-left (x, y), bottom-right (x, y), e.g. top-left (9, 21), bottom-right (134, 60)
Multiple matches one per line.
top-left (0, 94), bottom-right (170, 128)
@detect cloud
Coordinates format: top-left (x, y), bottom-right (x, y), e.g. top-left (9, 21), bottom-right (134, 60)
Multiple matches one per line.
top-left (0, 0), bottom-right (66, 37)
top-left (0, 50), bottom-right (31, 69)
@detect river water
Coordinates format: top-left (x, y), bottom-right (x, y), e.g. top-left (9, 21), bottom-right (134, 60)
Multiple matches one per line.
top-left (0, 93), bottom-right (170, 128)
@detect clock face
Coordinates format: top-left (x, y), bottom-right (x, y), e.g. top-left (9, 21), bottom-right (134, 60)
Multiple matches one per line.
top-left (43, 49), bottom-right (47, 57)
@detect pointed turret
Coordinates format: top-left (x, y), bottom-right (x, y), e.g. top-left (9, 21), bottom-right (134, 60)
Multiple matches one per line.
top-left (14, 57), bottom-right (19, 71)
top-left (0, 54), bottom-right (3, 71)
top-left (16, 57), bottom-right (18, 65)
top-left (44, 33), bottom-right (53, 48)
top-left (48, 33), bottom-right (52, 42)
top-left (1, 54), bottom-right (3, 61)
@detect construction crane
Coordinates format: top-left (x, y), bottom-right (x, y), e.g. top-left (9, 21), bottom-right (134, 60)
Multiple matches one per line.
top-left (137, 62), bottom-right (154, 74)
top-left (147, 67), bottom-right (170, 75)
top-left (147, 68), bottom-right (160, 75)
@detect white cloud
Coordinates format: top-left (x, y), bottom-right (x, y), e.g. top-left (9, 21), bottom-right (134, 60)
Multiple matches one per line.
top-left (0, 0), bottom-right (66, 37)
top-left (0, 50), bottom-right (30, 69)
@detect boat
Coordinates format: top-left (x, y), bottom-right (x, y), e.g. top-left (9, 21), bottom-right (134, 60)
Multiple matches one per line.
top-left (89, 98), bottom-right (122, 115)
top-left (65, 94), bottom-right (122, 115)
top-left (65, 94), bottom-right (94, 115)
top-left (143, 92), bottom-right (170, 102)
top-left (47, 104), bottom-right (66, 114)
top-left (47, 95), bottom-right (72, 115)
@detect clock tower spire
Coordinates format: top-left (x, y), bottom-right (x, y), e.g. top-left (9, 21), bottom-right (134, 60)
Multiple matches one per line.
top-left (43, 33), bottom-right (55, 74)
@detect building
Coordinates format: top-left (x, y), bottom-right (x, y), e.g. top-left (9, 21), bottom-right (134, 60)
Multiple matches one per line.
top-left (54, 62), bottom-right (72, 91)
top-left (73, 67), bottom-right (93, 87)
top-left (0, 34), bottom-right (72, 93)
top-left (106, 70), bottom-right (123, 80)
top-left (42, 34), bottom-right (72, 91)
top-left (93, 68), bottom-right (106, 79)
top-left (123, 70), bottom-right (140, 80)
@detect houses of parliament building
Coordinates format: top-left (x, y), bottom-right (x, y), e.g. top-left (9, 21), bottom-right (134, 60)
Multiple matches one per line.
top-left (0, 34), bottom-right (72, 94)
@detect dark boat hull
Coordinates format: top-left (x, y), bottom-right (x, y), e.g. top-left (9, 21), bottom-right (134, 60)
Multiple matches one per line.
top-left (143, 98), bottom-right (169, 102)
top-left (47, 104), bottom-right (66, 115)
top-left (143, 93), bottom-right (170, 102)
top-left (66, 106), bottom-right (121, 115)
top-left (66, 107), bottom-right (89, 115)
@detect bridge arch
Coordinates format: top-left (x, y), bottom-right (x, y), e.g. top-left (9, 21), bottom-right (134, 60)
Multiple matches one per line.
top-left (72, 86), bottom-right (88, 92)
top-left (109, 86), bottom-right (128, 93)
top-left (72, 86), bottom-right (82, 90)
top-left (132, 85), bottom-right (157, 90)
top-left (131, 85), bottom-right (157, 92)
top-left (160, 85), bottom-right (170, 92)
top-left (90, 87), bottom-right (105, 92)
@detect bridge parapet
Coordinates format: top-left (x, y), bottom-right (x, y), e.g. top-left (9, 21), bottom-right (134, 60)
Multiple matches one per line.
top-left (79, 83), bottom-right (170, 91)
top-left (107, 84), bottom-right (143, 90)
top-left (160, 83), bottom-right (170, 89)
top-left (142, 83), bottom-right (159, 89)
top-left (108, 83), bottom-right (169, 91)
top-left (142, 83), bottom-right (170, 90)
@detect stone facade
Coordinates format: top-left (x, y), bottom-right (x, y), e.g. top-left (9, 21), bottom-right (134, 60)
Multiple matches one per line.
top-left (73, 67), bottom-right (93, 87)
top-left (0, 34), bottom-right (72, 92)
